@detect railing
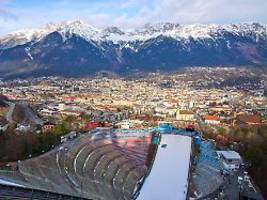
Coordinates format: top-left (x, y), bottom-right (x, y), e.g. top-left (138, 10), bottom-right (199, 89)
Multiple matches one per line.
top-left (0, 184), bottom-right (91, 200)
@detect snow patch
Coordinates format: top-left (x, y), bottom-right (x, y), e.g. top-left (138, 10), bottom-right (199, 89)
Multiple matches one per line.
top-left (25, 47), bottom-right (33, 60)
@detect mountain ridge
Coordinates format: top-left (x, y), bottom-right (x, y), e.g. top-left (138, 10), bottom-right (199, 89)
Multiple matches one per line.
top-left (1, 20), bottom-right (266, 49)
top-left (0, 21), bottom-right (267, 78)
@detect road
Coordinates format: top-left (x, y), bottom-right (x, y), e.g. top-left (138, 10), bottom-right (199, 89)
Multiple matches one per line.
top-left (3, 100), bottom-right (15, 123)
top-left (223, 171), bottom-right (240, 200)
top-left (19, 103), bottom-right (43, 125)
top-left (4, 100), bottom-right (43, 126)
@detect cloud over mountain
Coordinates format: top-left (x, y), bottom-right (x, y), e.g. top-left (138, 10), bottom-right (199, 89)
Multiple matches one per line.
top-left (1, 0), bottom-right (267, 36)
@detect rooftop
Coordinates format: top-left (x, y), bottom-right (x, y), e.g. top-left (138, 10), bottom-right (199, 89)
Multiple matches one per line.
top-left (217, 150), bottom-right (241, 160)
top-left (179, 110), bottom-right (195, 115)
top-left (237, 114), bottom-right (262, 124)
top-left (204, 115), bottom-right (220, 121)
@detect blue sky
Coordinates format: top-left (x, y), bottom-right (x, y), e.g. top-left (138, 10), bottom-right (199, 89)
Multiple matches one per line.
top-left (1, 0), bottom-right (267, 35)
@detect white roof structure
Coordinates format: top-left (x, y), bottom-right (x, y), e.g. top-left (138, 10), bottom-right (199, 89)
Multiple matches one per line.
top-left (217, 151), bottom-right (241, 160)
top-left (137, 134), bottom-right (192, 200)
top-left (0, 179), bottom-right (25, 187)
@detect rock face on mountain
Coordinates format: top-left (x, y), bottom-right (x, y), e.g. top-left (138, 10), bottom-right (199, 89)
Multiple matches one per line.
top-left (0, 21), bottom-right (267, 78)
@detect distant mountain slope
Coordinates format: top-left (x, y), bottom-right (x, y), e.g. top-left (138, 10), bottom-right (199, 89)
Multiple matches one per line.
top-left (0, 21), bottom-right (267, 78)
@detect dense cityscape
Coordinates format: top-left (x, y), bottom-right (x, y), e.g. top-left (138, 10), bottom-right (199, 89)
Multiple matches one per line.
top-left (0, 0), bottom-right (267, 199)
top-left (0, 67), bottom-right (266, 199)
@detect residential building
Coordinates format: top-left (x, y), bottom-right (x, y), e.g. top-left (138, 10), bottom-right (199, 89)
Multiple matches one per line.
top-left (236, 114), bottom-right (262, 125)
top-left (204, 115), bottom-right (220, 125)
top-left (217, 150), bottom-right (242, 170)
top-left (176, 109), bottom-right (195, 121)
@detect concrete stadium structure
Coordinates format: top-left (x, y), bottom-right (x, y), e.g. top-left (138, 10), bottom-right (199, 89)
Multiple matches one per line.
top-left (0, 126), bottom-right (237, 200)
top-left (0, 129), bottom-right (151, 200)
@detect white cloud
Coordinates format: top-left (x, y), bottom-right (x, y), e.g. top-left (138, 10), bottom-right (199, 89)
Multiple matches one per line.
top-left (85, 0), bottom-right (267, 28)
top-left (0, 0), bottom-right (17, 22)
top-left (0, 8), bottom-right (17, 21)
top-left (0, 0), bottom-right (267, 35)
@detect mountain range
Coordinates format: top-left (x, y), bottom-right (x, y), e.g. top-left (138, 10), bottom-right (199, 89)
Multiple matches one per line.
top-left (0, 20), bottom-right (267, 78)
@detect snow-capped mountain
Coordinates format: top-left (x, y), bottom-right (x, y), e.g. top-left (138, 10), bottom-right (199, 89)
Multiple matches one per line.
top-left (1, 20), bottom-right (266, 49)
top-left (0, 20), bottom-right (267, 78)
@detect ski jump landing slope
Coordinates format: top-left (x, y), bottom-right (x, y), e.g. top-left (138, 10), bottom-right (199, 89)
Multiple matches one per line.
top-left (137, 134), bottom-right (192, 200)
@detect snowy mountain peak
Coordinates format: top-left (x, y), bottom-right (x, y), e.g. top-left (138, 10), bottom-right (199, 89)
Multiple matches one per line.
top-left (103, 27), bottom-right (125, 35)
top-left (141, 22), bottom-right (180, 33)
top-left (0, 20), bottom-right (102, 49)
top-left (0, 21), bottom-right (267, 49)
top-left (53, 20), bottom-right (100, 33)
